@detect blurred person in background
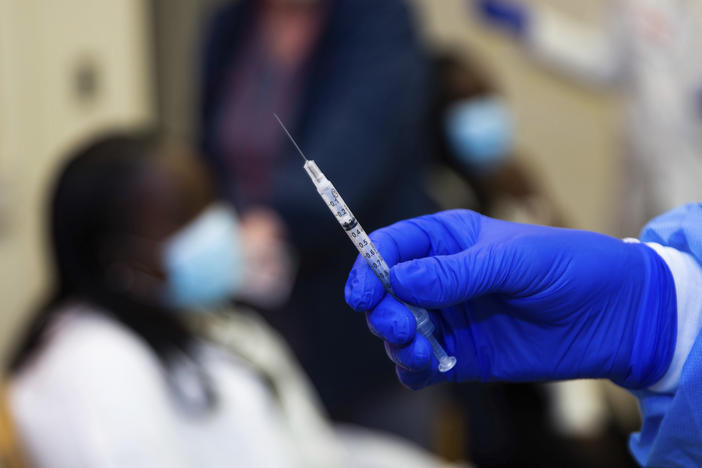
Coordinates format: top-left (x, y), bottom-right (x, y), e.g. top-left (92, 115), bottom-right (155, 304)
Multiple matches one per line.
top-left (198, 0), bottom-right (438, 445)
top-left (428, 50), bottom-right (563, 226)
top-left (3, 133), bottom-right (465, 468)
top-left (474, 0), bottom-right (702, 236)
top-left (426, 51), bottom-right (627, 467)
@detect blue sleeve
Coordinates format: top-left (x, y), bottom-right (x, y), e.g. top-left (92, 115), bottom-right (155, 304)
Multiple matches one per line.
top-left (630, 203), bottom-right (702, 467)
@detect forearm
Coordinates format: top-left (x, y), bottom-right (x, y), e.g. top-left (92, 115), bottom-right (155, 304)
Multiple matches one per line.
top-left (628, 203), bottom-right (702, 466)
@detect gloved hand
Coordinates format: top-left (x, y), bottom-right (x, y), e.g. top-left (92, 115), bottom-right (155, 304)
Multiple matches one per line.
top-left (345, 210), bottom-right (677, 390)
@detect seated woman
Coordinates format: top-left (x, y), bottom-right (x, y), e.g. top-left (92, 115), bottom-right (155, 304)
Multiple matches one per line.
top-left (6, 133), bottom-right (463, 468)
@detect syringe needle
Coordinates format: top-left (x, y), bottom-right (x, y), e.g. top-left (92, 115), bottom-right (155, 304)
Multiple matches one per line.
top-left (276, 119), bottom-right (457, 373)
top-left (273, 113), bottom-right (308, 161)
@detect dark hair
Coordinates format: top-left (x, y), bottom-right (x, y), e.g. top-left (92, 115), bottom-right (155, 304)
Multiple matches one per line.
top-left (430, 51), bottom-right (500, 212)
top-left (8, 133), bottom-right (206, 395)
top-left (430, 51), bottom-right (496, 166)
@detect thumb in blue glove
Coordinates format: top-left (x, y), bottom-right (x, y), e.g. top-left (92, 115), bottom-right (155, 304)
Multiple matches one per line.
top-left (345, 210), bottom-right (677, 390)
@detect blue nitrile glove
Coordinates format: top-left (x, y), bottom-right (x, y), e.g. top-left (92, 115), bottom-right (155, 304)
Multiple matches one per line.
top-left (473, 0), bottom-right (530, 38)
top-left (344, 210), bottom-right (677, 390)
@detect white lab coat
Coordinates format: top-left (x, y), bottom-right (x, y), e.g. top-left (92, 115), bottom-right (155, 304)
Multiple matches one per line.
top-left (9, 303), bottom-right (464, 468)
top-left (525, 0), bottom-right (702, 233)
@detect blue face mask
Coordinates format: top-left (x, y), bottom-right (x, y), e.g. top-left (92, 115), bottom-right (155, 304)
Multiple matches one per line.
top-left (444, 96), bottom-right (515, 173)
top-left (162, 204), bottom-right (245, 309)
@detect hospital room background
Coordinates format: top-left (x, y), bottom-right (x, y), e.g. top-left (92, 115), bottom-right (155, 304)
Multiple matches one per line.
top-left (0, 0), bottom-right (654, 466)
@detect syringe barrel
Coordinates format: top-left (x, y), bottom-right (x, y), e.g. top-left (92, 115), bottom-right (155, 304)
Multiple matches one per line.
top-left (304, 163), bottom-right (384, 274)
top-left (305, 161), bottom-right (433, 327)
top-left (304, 160), bottom-right (455, 372)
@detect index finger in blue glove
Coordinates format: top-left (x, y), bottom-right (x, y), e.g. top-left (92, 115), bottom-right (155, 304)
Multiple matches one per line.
top-left (345, 220), bottom-right (434, 312)
top-left (345, 253), bottom-right (384, 312)
top-left (384, 333), bottom-right (433, 371)
top-left (365, 295), bottom-right (416, 346)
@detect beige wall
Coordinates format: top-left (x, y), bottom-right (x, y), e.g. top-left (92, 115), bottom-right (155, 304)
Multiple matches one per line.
top-left (0, 0), bottom-right (624, 362)
top-left (0, 0), bottom-right (154, 361)
top-left (413, 0), bottom-right (623, 234)
top-left (152, 0), bottom-right (227, 141)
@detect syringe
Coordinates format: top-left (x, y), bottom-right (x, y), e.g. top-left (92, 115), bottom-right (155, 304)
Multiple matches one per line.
top-left (274, 114), bottom-right (457, 373)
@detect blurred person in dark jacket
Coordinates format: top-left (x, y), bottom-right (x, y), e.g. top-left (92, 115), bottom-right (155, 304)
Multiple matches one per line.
top-left (198, 0), bottom-right (437, 445)
top-left (428, 51), bottom-right (563, 226)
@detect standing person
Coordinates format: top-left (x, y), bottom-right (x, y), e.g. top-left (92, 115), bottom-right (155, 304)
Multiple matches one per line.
top-left (475, 0), bottom-right (702, 235)
top-left (199, 0), bottom-right (437, 443)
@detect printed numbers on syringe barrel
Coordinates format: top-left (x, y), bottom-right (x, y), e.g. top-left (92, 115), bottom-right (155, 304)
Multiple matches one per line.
top-left (326, 189), bottom-right (392, 282)
top-left (349, 226), bottom-right (393, 286)
top-left (327, 189), bottom-right (348, 218)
